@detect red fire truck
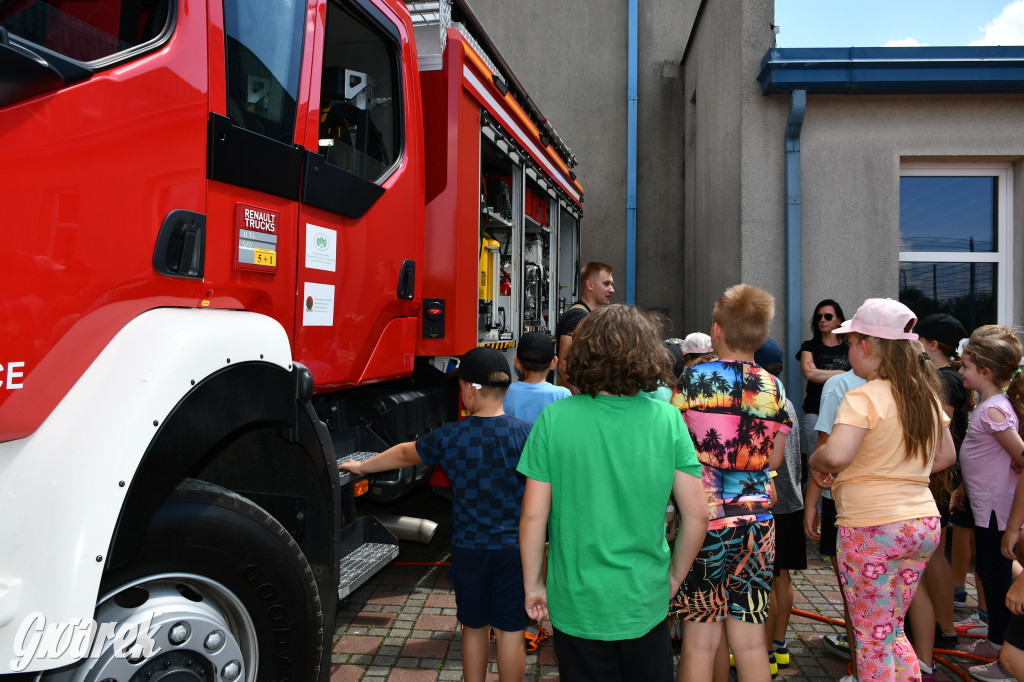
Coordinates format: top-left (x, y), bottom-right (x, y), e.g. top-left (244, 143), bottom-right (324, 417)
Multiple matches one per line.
top-left (0, 0), bottom-right (582, 679)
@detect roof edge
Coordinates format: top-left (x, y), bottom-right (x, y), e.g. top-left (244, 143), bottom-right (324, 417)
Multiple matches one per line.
top-left (758, 45), bottom-right (1024, 95)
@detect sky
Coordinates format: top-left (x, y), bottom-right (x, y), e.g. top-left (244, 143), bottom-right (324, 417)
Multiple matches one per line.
top-left (774, 0), bottom-right (1024, 48)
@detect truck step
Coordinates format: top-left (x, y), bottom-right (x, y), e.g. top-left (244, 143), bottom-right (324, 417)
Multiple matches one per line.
top-left (337, 516), bottom-right (399, 599)
top-left (336, 451), bottom-right (380, 487)
top-left (338, 542), bottom-right (399, 599)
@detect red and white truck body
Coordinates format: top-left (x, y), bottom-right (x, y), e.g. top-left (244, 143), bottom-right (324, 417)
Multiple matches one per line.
top-left (0, 0), bottom-right (581, 679)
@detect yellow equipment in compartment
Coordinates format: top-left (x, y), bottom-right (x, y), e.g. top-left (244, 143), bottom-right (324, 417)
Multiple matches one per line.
top-left (479, 234), bottom-right (501, 301)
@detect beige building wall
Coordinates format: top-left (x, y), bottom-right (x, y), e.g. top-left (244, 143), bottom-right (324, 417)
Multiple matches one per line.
top-left (681, 0), bottom-right (1024, 346)
top-left (793, 93), bottom-right (1024, 326)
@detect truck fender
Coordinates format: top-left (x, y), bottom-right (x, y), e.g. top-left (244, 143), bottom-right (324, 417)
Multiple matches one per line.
top-left (0, 308), bottom-right (316, 674)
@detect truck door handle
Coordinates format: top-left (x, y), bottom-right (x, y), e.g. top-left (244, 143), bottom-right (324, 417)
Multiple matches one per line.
top-left (397, 259), bottom-right (415, 300)
top-left (153, 210), bottom-right (206, 278)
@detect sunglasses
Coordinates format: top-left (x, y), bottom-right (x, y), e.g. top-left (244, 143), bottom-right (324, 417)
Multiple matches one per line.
top-left (815, 313), bottom-right (835, 321)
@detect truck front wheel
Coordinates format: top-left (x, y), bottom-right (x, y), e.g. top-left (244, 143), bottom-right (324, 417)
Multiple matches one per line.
top-left (46, 480), bottom-right (324, 682)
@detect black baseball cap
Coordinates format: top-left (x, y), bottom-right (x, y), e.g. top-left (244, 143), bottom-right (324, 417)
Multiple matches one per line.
top-left (454, 347), bottom-right (512, 386)
top-left (913, 313), bottom-right (967, 349)
top-left (518, 332), bottom-right (556, 364)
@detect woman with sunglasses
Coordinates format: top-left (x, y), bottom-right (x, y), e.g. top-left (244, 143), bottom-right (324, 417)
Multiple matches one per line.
top-left (798, 299), bottom-right (851, 452)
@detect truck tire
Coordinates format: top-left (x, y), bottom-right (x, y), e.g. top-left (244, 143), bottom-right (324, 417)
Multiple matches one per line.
top-left (45, 480), bottom-right (324, 682)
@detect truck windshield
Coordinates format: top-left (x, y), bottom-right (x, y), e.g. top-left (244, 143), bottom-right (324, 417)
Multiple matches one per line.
top-left (1, 0), bottom-right (171, 62)
top-left (223, 0), bottom-right (306, 144)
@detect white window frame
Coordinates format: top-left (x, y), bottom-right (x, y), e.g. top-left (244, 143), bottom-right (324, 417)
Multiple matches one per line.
top-left (899, 162), bottom-right (1013, 325)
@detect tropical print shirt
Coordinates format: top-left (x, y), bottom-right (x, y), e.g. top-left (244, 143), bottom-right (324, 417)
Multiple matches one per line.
top-left (671, 360), bottom-right (792, 529)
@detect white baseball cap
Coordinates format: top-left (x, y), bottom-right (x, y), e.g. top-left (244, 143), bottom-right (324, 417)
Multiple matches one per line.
top-left (832, 298), bottom-right (919, 341)
top-left (680, 332), bottom-right (713, 354)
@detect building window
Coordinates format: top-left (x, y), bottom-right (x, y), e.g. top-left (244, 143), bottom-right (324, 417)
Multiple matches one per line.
top-left (898, 164), bottom-right (1013, 330)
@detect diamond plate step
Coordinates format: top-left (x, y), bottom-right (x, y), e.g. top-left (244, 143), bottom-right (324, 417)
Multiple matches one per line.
top-left (336, 451), bottom-right (379, 486)
top-left (338, 542), bottom-right (399, 599)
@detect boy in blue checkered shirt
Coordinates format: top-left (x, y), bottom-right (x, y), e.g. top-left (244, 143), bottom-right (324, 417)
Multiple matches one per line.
top-left (340, 347), bottom-right (531, 682)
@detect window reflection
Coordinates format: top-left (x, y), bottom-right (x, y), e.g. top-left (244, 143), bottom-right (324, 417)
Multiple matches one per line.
top-left (899, 262), bottom-right (995, 331)
top-left (900, 176), bottom-right (997, 253)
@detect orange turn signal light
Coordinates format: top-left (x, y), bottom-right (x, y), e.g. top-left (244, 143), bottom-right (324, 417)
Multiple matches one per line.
top-left (354, 479), bottom-right (369, 497)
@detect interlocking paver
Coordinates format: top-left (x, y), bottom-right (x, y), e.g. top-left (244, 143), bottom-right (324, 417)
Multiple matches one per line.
top-left (401, 638), bottom-right (449, 659)
top-left (334, 635), bottom-right (384, 655)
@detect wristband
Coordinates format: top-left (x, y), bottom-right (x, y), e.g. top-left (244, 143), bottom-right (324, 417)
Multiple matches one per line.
top-left (769, 471), bottom-right (778, 478)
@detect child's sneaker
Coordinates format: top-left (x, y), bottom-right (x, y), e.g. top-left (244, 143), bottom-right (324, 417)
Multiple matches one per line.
top-left (954, 588), bottom-right (969, 609)
top-left (769, 652), bottom-right (778, 677)
top-left (956, 614), bottom-right (989, 639)
top-left (524, 624), bottom-right (549, 653)
top-left (957, 638), bottom-right (1001, 658)
top-left (669, 618), bottom-right (682, 653)
top-left (967, 659), bottom-right (1015, 681)
top-left (934, 623), bottom-right (959, 649)
top-left (823, 633), bottom-right (851, 660)
top-left (773, 645), bottom-right (791, 668)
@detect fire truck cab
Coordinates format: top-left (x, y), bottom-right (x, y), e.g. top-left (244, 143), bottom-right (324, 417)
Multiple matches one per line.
top-left (0, 0), bottom-right (581, 680)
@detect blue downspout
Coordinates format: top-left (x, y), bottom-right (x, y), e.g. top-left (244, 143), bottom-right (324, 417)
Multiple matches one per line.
top-left (626, 0), bottom-right (638, 304)
top-left (785, 90), bottom-right (806, 413)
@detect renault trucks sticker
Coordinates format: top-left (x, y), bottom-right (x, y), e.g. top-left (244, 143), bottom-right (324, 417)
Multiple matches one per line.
top-left (302, 282), bottom-right (335, 326)
top-left (235, 203), bottom-right (279, 272)
top-left (305, 224), bottom-right (337, 272)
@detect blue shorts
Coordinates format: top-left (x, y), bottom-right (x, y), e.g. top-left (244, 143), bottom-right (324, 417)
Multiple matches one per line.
top-left (449, 547), bottom-right (529, 632)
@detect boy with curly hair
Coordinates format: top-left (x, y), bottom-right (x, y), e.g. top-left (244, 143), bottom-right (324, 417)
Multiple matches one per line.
top-left (518, 304), bottom-right (708, 681)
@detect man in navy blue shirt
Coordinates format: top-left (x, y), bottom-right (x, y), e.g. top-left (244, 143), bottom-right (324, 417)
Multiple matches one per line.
top-left (340, 347), bottom-right (531, 682)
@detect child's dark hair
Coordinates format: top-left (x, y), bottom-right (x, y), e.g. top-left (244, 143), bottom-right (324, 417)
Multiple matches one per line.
top-left (565, 304), bottom-right (675, 396)
top-left (476, 370), bottom-right (511, 400)
top-left (810, 299), bottom-right (846, 342)
top-left (962, 325), bottom-right (1024, 423)
top-left (519, 357), bottom-right (550, 374)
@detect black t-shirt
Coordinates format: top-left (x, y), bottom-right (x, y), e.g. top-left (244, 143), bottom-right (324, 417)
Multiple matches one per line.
top-left (556, 301), bottom-right (591, 339)
top-left (797, 338), bottom-right (851, 413)
top-left (938, 365), bottom-right (969, 452)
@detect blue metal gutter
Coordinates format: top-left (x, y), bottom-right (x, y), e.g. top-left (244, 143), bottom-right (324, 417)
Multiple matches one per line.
top-left (784, 90), bottom-right (806, 413)
top-left (758, 46), bottom-right (1024, 95)
top-left (625, 0), bottom-right (638, 304)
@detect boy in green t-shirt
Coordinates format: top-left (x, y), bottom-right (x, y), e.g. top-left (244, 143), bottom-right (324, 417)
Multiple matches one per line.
top-left (518, 304), bottom-right (708, 681)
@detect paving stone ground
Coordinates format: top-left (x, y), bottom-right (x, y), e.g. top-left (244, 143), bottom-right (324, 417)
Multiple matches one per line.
top-left (334, 490), bottom-right (985, 680)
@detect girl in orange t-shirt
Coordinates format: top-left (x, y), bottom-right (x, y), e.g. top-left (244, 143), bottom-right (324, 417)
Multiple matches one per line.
top-left (809, 299), bottom-right (955, 682)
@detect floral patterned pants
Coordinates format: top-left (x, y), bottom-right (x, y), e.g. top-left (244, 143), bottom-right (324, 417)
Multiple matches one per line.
top-left (837, 517), bottom-right (939, 682)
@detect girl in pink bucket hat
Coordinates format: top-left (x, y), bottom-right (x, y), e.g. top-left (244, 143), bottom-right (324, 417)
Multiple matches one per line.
top-left (809, 298), bottom-right (956, 682)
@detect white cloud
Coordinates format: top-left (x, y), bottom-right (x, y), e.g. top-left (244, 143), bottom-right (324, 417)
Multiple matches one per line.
top-left (883, 37), bottom-right (928, 47)
top-left (970, 0), bottom-right (1024, 46)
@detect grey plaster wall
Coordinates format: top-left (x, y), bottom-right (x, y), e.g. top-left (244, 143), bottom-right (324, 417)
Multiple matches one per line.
top-left (737, 0), bottom-right (788, 342)
top-left (791, 93), bottom-right (1024, 327)
top-left (680, 0), bottom-right (749, 334)
top-left (465, 0), bottom-right (690, 327)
